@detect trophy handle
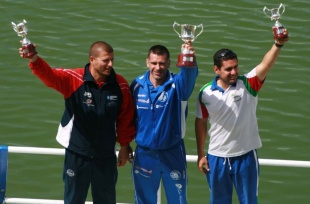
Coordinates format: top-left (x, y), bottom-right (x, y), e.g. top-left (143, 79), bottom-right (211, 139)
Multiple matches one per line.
top-left (263, 7), bottom-right (274, 19)
top-left (263, 6), bottom-right (269, 18)
top-left (173, 21), bottom-right (182, 38)
top-left (278, 3), bottom-right (285, 16)
top-left (193, 24), bottom-right (203, 41)
top-left (11, 22), bottom-right (17, 33)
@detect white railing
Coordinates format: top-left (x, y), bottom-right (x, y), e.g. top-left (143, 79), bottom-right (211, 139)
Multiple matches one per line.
top-left (3, 146), bottom-right (310, 204)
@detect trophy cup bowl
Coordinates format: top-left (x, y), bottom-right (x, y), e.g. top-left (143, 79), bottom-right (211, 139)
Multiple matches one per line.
top-left (173, 21), bottom-right (203, 67)
top-left (12, 19), bottom-right (37, 58)
top-left (263, 3), bottom-right (287, 39)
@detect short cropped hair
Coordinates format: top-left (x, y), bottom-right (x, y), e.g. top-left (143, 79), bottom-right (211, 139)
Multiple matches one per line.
top-left (213, 48), bottom-right (238, 68)
top-left (89, 41), bottom-right (113, 58)
top-left (147, 45), bottom-right (170, 60)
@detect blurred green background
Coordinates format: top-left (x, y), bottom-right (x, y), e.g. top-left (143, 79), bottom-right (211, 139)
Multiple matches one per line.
top-left (1, 0), bottom-right (309, 203)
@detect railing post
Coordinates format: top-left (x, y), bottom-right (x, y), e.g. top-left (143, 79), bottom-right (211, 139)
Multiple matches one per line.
top-left (0, 145), bottom-right (8, 204)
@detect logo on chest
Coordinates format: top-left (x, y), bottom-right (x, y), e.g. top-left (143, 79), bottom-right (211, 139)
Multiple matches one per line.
top-left (83, 91), bottom-right (94, 107)
top-left (158, 91), bottom-right (168, 102)
top-left (231, 93), bottom-right (242, 102)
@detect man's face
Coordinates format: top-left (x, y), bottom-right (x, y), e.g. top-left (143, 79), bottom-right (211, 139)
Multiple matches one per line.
top-left (215, 59), bottom-right (239, 86)
top-left (90, 50), bottom-right (114, 80)
top-left (146, 53), bottom-right (171, 85)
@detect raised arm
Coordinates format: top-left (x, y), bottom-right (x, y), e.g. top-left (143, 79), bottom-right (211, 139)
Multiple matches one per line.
top-left (176, 42), bottom-right (198, 99)
top-left (256, 29), bottom-right (289, 81)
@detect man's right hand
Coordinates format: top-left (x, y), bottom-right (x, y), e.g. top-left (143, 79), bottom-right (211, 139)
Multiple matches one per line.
top-left (197, 156), bottom-right (209, 174)
top-left (19, 41), bottom-right (38, 62)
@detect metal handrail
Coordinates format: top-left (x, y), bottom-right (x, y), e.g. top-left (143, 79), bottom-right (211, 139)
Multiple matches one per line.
top-left (8, 146), bottom-right (310, 168)
top-left (4, 146), bottom-right (310, 204)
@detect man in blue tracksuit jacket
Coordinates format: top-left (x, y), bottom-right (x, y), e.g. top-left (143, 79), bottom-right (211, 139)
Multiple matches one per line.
top-left (130, 43), bottom-right (198, 204)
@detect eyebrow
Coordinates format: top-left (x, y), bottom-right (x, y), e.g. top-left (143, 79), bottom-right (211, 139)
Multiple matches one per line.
top-left (223, 64), bottom-right (238, 70)
top-left (149, 61), bottom-right (167, 65)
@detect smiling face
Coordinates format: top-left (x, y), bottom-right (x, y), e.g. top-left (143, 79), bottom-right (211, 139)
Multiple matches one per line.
top-left (88, 41), bottom-right (114, 82)
top-left (90, 50), bottom-right (114, 82)
top-left (214, 58), bottom-right (239, 90)
top-left (146, 53), bottom-right (170, 87)
top-left (145, 45), bottom-right (171, 88)
top-left (213, 48), bottom-right (239, 90)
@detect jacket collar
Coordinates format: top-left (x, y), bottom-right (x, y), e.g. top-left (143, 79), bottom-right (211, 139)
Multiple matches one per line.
top-left (211, 75), bottom-right (236, 93)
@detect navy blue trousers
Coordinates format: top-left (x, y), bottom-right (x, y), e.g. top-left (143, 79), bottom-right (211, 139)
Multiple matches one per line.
top-left (63, 149), bottom-right (117, 204)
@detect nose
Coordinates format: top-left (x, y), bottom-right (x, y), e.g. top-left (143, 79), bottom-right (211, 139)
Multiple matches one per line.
top-left (154, 62), bottom-right (163, 70)
top-left (108, 60), bottom-right (113, 67)
top-left (231, 67), bottom-right (237, 75)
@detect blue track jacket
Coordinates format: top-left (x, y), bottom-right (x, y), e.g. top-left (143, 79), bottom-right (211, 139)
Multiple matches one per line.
top-left (130, 67), bottom-right (198, 150)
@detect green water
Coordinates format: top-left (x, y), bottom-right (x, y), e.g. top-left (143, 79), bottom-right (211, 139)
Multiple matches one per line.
top-left (1, 0), bottom-right (310, 203)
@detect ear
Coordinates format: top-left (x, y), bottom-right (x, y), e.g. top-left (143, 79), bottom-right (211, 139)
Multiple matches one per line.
top-left (214, 65), bottom-right (220, 74)
top-left (146, 58), bottom-right (149, 67)
top-left (90, 56), bottom-right (94, 62)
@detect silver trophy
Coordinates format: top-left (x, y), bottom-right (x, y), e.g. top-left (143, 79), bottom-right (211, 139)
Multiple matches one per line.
top-left (12, 19), bottom-right (37, 57)
top-left (263, 3), bottom-right (287, 39)
top-left (173, 21), bottom-right (203, 67)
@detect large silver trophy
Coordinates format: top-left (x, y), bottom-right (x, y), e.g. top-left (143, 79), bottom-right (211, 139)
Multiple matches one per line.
top-left (12, 19), bottom-right (37, 58)
top-left (263, 3), bottom-right (287, 39)
top-left (173, 21), bottom-right (203, 67)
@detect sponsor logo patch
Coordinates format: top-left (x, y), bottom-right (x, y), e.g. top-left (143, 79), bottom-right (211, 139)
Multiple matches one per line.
top-left (108, 95), bottom-right (118, 100)
top-left (158, 92), bottom-right (168, 102)
top-left (66, 169), bottom-right (75, 177)
top-left (84, 91), bottom-right (92, 98)
top-left (170, 170), bottom-right (181, 180)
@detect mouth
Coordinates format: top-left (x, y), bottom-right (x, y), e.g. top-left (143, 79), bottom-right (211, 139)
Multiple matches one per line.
top-left (154, 72), bottom-right (162, 77)
top-left (229, 75), bottom-right (237, 81)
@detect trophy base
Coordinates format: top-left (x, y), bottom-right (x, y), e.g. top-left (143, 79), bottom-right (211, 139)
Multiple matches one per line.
top-left (22, 44), bottom-right (37, 58)
top-left (273, 26), bottom-right (288, 40)
top-left (176, 53), bottom-right (196, 67)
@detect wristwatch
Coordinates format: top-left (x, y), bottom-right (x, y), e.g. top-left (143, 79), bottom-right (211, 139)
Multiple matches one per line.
top-left (274, 41), bottom-right (284, 48)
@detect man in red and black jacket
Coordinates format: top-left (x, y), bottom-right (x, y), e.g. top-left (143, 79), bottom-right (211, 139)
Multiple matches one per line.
top-left (19, 41), bottom-right (136, 204)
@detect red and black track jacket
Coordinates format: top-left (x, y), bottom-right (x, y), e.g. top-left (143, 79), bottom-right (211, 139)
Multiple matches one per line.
top-left (29, 57), bottom-right (136, 158)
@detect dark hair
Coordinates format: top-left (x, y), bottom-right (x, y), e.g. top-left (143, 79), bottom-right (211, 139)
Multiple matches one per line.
top-left (147, 45), bottom-right (170, 60)
top-left (89, 41), bottom-right (113, 58)
top-left (213, 48), bottom-right (238, 68)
